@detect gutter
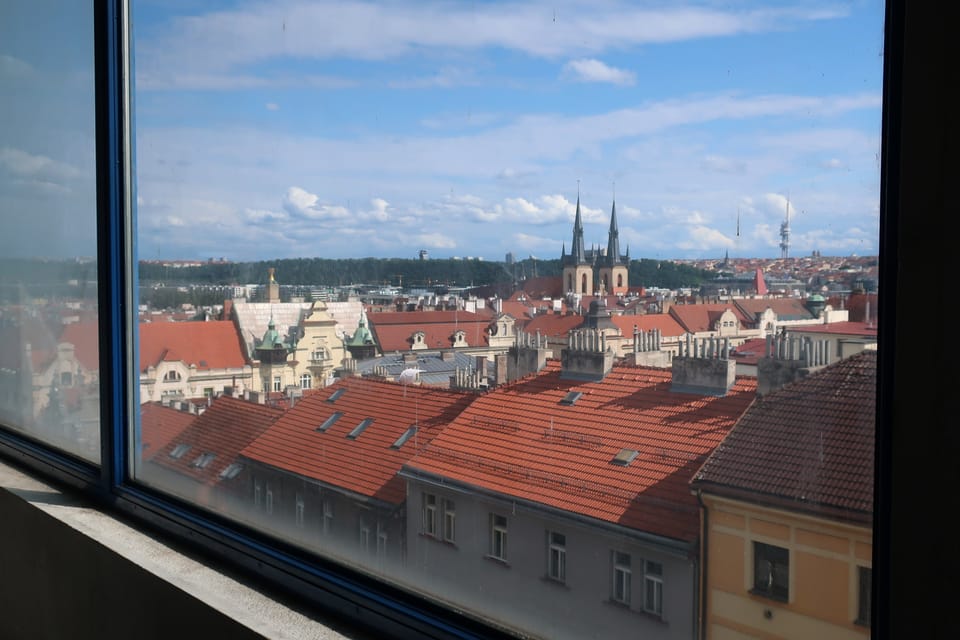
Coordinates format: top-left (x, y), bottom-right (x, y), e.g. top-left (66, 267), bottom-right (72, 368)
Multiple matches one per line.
top-left (695, 487), bottom-right (708, 640)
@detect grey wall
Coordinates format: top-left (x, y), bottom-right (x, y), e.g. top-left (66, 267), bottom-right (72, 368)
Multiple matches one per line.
top-left (403, 479), bottom-right (697, 640)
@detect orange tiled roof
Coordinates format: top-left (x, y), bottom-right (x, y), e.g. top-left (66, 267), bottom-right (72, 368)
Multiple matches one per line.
top-left (499, 300), bottom-right (536, 321)
top-left (152, 396), bottom-right (284, 485)
top-left (729, 338), bottom-right (769, 366)
top-left (692, 351), bottom-right (876, 521)
top-left (668, 303), bottom-right (753, 333)
top-left (239, 377), bottom-right (477, 505)
top-left (404, 361), bottom-right (758, 542)
top-left (139, 402), bottom-right (196, 461)
top-left (523, 313), bottom-right (584, 339)
top-left (733, 298), bottom-right (817, 322)
top-left (139, 320), bottom-right (248, 371)
top-left (608, 313), bottom-right (686, 338)
top-left (368, 311), bottom-right (491, 352)
top-left (786, 321), bottom-right (877, 337)
top-left (59, 320), bottom-right (100, 372)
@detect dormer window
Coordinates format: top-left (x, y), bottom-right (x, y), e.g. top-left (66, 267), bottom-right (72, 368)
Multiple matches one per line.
top-left (164, 370), bottom-right (182, 382)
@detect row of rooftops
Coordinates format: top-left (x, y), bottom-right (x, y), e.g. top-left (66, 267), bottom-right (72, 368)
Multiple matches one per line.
top-left (143, 340), bottom-right (877, 544)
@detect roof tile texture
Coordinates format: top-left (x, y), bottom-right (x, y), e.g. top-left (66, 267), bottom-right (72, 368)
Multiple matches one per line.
top-left (139, 320), bottom-right (248, 371)
top-left (692, 350), bottom-right (876, 518)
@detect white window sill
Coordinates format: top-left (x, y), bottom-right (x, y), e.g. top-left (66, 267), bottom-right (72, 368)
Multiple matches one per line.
top-left (0, 457), bottom-right (368, 640)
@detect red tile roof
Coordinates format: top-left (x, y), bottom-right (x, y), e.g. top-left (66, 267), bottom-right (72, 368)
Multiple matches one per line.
top-left (523, 313), bottom-right (584, 339)
top-left (404, 361), bottom-right (758, 542)
top-left (499, 300), bottom-right (537, 322)
top-left (520, 276), bottom-right (563, 299)
top-left (139, 402), bottom-right (196, 461)
top-left (608, 313), bottom-right (687, 338)
top-left (729, 338), bottom-right (769, 366)
top-left (734, 298), bottom-right (817, 322)
top-left (786, 321), bottom-right (878, 337)
top-left (139, 320), bottom-right (248, 371)
top-left (59, 320), bottom-right (100, 372)
top-left (151, 396), bottom-right (284, 485)
top-left (239, 377), bottom-right (477, 505)
top-left (368, 311), bottom-right (491, 352)
top-left (669, 303), bottom-right (753, 333)
top-left (692, 351), bottom-right (876, 522)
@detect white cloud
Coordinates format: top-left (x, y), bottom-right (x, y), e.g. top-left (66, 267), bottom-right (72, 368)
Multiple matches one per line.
top-left (265, 102), bottom-right (280, 111)
top-left (701, 155), bottom-right (746, 174)
top-left (563, 59), bottom-right (635, 86)
top-left (282, 186), bottom-right (351, 221)
top-left (389, 66), bottom-right (477, 89)
top-left (676, 225), bottom-right (734, 251)
top-left (512, 232), bottom-right (559, 251)
top-left (820, 157), bottom-right (845, 169)
top-left (244, 208), bottom-right (288, 222)
top-left (416, 232), bottom-right (456, 249)
top-left (0, 147), bottom-right (82, 181)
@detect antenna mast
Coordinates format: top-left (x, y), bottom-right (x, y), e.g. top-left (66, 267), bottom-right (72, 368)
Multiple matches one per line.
top-left (779, 197), bottom-right (791, 259)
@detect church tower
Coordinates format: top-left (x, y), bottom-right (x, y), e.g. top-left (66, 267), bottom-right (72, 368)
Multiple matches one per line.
top-left (597, 199), bottom-right (629, 295)
top-left (561, 195), bottom-right (595, 295)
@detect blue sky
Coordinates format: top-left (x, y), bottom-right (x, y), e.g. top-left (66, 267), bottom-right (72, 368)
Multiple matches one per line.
top-left (1, 1), bottom-right (885, 262)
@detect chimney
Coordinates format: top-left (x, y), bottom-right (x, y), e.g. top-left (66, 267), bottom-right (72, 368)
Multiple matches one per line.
top-left (560, 328), bottom-right (614, 382)
top-left (403, 352), bottom-right (418, 365)
top-left (442, 350), bottom-right (456, 362)
top-left (449, 365), bottom-right (484, 392)
top-left (756, 333), bottom-right (831, 396)
top-left (670, 335), bottom-right (736, 396)
top-left (627, 327), bottom-right (671, 368)
top-left (498, 331), bottom-right (549, 385)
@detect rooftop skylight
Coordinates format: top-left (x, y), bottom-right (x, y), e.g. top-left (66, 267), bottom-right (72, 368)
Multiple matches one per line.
top-left (169, 443), bottom-right (192, 459)
top-left (391, 426), bottom-right (418, 449)
top-left (347, 418), bottom-right (374, 439)
top-left (327, 388), bottom-right (346, 403)
top-left (559, 391), bottom-right (583, 406)
top-left (611, 448), bottom-right (639, 466)
top-left (317, 411), bottom-right (344, 432)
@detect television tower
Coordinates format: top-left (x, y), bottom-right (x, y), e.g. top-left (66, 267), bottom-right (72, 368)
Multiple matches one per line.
top-left (779, 198), bottom-right (791, 259)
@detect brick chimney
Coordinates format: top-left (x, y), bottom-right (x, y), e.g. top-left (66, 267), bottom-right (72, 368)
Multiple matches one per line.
top-left (670, 335), bottom-right (735, 396)
top-left (756, 333), bottom-right (831, 396)
top-left (560, 328), bottom-right (614, 382)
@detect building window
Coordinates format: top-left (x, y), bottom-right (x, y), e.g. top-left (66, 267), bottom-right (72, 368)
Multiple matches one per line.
top-left (612, 551), bottom-right (631, 605)
top-left (295, 493), bottom-right (305, 528)
top-left (254, 480), bottom-right (262, 509)
top-left (490, 514), bottom-right (507, 561)
top-left (857, 566), bottom-right (872, 626)
top-left (262, 378), bottom-right (270, 392)
top-left (547, 531), bottom-right (566, 583)
top-left (272, 376), bottom-right (282, 392)
top-left (753, 542), bottom-right (789, 601)
top-left (300, 374), bottom-right (311, 389)
top-left (442, 499), bottom-right (456, 543)
top-left (164, 370), bottom-right (182, 382)
top-left (422, 493), bottom-right (438, 537)
top-left (322, 499), bottom-right (333, 535)
top-left (643, 560), bottom-right (663, 616)
top-left (203, 387), bottom-right (214, 397)
top-left (265, 484), bottom-right (274, 515)
top-left (60, 371), bottom-right (73, 387)
top-left (360, 524), bottom-right (372, 553)
top-left (376, 523), bottom-right (388, 558)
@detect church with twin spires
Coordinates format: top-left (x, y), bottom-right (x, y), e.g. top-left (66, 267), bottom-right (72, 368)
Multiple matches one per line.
top-left (560, 195), bottom-right (630, 295)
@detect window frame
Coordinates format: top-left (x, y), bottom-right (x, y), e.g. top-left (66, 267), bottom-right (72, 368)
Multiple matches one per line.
top-left (0, 0), bottom-right (929, 638)
top-left (611, 551), bottom-right (631, 606)
top-left (547, 531), bottom-right (566, 583)
top-left (751, 542), bottom-right (789, 602)
top-left (642, 559), bottom-right (663, 616)
top-left (489, 513), bottom-right (507, 562)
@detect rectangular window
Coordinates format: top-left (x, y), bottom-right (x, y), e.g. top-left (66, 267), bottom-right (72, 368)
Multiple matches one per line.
top-left (643, 560), bottom-right (663, 616)
top-left (442, 499), bottom-right (456, 543)
top-left (300, 374), bottom-right (311, 390)
top-left (547, 531), bottom-right (566, 583)
top-left (253, 480), bottom-right (262, 509)
top-left (490, 514), bottom-right (507, 561)
top-left (857, 566), bottom-right (872, 626)
top-left (377, 524), bottom-right (388, 558)
top-left (360, 524), bottom-right (372, 554)
top-left (612, 551), bottom-right (632, 605)
top-left (265, 484), bottom-right (274, 515)
top-left (753, 542), bottom-right (789, 601)
top-left (322, 499), bottom-right (333, 535)
top-left (272, 376), bottom-right (282, 392)
top-left (295, 493), bottom-right (304, 527)
top-left (422, 493), bottom-right (437, 537)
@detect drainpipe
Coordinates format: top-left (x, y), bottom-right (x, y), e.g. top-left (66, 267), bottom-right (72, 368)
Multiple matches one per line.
top-left (695, 488), bottom-right (708, 640)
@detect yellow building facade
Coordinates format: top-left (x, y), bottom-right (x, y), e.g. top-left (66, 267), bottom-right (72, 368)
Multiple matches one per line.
top-left (702, 495), bottom-right (871, 640)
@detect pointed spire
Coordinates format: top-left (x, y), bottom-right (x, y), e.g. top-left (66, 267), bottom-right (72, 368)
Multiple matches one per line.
top-left (606, 198), bottom-right (621, 265)
top-left (570, 189), bottom-right (587, 264)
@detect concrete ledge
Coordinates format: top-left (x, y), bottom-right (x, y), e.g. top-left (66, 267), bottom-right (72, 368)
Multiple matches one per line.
top-left (0, 458), bottom-right (365, 640)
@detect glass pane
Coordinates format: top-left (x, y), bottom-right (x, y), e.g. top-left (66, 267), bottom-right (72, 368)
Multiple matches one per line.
top-left (0, 1), bottom-right (99, 462)
top-left (130, 1), bottom-right (882, 637)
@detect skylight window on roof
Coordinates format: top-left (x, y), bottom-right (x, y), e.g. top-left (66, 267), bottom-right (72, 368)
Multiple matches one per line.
top-left (391, 426), bottom-right (418, 449)
top-left (611, 449), bottom-right (639, 466)
top-left (219, 463), bottom-right (244, 480)
top-left (191, 452), bottom-right (216, 468)
top-left (169, 443), bottom-right (191, 459)
top-left (327, 388), bottom-right (346, 403)
top-left (317, 411), bottom-right (343, 432)
top-left (559, 391), bottom-right (582, 405)
top-left (347, 418), bottom-right (374, 439)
